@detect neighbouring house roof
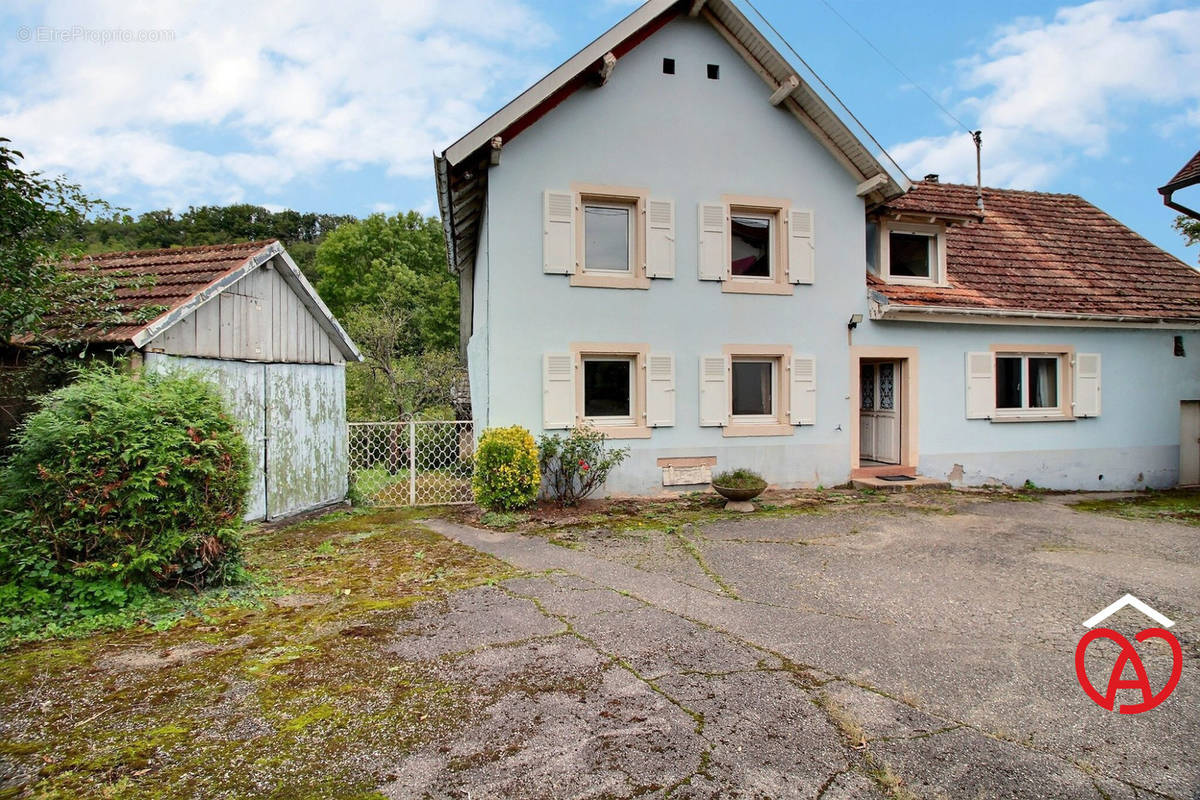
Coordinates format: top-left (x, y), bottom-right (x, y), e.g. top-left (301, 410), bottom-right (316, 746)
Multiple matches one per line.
top-left (434, 0), bottom-right (910, 278)
top-left (1161, 149), bottom-right (1200, 194)
top-left (49, 240), bottom-right (361, 359)
top-left (870, 181), bottom-right (1200, 325)
top-left (1159, 148), bottom-right (1200, 222)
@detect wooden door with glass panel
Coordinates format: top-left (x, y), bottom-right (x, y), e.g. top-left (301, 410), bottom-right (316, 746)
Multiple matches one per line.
top-left (860, 361), bottom-right (901, 464)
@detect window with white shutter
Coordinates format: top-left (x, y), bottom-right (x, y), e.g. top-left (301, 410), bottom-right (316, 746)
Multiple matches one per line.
top-left (646, 199), bottom-right (675, 279)
top-left (965, 352), bottom-right (994, 419)
top-left (543, 353), bottom-right (576, 429)
top-left (789, 355), bottom-right (816, 425)
top-left (569, 343), bottom-right (653, 438)
top-left (1074, 353), bottom-right (1101, 417)
top-left (543, 191), bottom-right (575, 274)
top-left (646, 352), bottom-right (676, 427)
top-left (698, 354), bottom-right (728, 426)
top-left (787, 210), bottom-right (814, 284)
top-left (698, 204), bottom-right (726, 281)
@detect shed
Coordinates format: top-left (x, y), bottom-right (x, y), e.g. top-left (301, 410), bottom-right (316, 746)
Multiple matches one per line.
top-left (63, 240), bottom-right (362, 520)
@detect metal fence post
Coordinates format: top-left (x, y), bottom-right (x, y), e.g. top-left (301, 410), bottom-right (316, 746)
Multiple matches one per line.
top-left (408, 419), bottom-right (417, 506)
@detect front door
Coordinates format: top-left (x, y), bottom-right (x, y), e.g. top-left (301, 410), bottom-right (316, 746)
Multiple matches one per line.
top-left (860, 361), bottom-right (901, 464)
top-left (1181, 401), bottom-right (1200, 486)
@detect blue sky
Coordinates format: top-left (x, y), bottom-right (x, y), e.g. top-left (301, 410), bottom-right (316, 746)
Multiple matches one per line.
top-left (2, 0), bottom-right (1198, 261)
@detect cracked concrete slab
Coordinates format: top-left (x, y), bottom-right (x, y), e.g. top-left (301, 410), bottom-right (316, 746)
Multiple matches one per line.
top-left (419, 497), bottom-right (1199, 799)
top-left (388, 585), bottom-right (566, 659)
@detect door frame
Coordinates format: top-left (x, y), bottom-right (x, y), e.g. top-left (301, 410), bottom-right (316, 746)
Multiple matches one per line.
top-left (850, 345), bottom-right (919, 476)
top-left (1180, 400), bottom-right (1200, 487)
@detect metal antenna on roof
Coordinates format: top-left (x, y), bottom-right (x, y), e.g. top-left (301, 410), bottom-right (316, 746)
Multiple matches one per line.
top-left (973, 130), bottom-right (984, 213)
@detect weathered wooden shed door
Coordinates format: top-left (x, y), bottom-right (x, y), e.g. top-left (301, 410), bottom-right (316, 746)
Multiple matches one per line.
top-left (1180, 401), bottom-right (1200, 486)
top-left (264, 364), bottom-right (348, 519)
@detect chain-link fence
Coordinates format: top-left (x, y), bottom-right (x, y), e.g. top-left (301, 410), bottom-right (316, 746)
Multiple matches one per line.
top-left (348, 420), bottom-right (474, 506)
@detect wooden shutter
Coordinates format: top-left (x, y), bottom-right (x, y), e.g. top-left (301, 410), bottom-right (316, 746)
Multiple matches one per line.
top-left (965, 352), bottom-right (994, 419)
top-left (542, 353), bottom-right (575, 429)
top-left (698, 203), bottom-right (726, 281)
top-left (646, 199), bottom-right (675, 279)
top-left (543, 191), bottom-right (574, 274)
top-left (1074, 353), bottom-right (1101, 417)
top-left (698, 354), bottom-right (728, 426)
top-left (787, 209), bottom-right (815, 284)
top-left (646, 352), bottom-right (676, 427)
top-left (789, 355), bottom-right (816, 425)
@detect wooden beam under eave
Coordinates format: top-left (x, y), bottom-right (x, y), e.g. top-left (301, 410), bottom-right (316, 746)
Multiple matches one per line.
top-left (769, 75), bottom-right (799, 106)
top-left (489, 136), bottom-right (502, 166)
top-left (598, 52), bottom-right (617, 86)
top-left (856, 174), bottom-right (889, 197)
top-left (689, 0), bottom-right (706, 17)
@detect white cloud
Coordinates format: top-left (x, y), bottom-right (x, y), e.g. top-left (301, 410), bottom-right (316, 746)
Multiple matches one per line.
top-left (1, 0), bottom-right (555, 209)
top-left (890, 0), bottom-right (1200, 188)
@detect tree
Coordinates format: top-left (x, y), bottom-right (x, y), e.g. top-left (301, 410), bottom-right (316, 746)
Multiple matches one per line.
top-left (56, 203), bottom-right (356, 281)
top-left (343, 304), bottom-right (464, 421)
top-left (0, 138), bottom-right (109, 342)
top-left (1176, 215), bottom-right (1200, 264)
top-left (314, 211), bottom-right (457, 354)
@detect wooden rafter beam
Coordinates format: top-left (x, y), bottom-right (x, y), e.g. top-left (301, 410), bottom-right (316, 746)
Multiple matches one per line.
top-left (769, 75), bottom-right (799, 106)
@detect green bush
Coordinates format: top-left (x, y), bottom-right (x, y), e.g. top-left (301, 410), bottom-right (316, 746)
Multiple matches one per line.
top-left (538, 426), bottom-right (629, 507)
top-left (0, 366), bottom-right (250, 619)
top-left (472, 426), bottom-right (539, 511)
top-left (711, 468), bottom-right (767, 491)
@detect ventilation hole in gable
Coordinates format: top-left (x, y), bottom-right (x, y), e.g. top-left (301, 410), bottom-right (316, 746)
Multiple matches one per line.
top-left (662, 57), bottom-right (675, 75)
top-left (707, 63), bottom-right (720, 80)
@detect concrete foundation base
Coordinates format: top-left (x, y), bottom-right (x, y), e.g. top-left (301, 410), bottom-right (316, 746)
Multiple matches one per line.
top-left (724, 500), bottom-right (756, 513)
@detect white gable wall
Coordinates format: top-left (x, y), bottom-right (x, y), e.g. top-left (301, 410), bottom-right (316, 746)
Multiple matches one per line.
top-left (481, 17), bottom-right (865, 491)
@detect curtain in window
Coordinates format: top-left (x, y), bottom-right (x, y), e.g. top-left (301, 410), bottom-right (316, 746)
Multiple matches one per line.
top-left (1029, 358), bottom-right (1057, 408)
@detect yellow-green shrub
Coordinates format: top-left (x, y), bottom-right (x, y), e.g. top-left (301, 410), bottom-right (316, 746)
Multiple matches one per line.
top-left (472, 426), bottom-right (539, 511)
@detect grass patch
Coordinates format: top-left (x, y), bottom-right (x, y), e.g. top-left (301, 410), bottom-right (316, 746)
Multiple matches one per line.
top-left (1071, 489), bottom-right (1200, 525)
top-left (0, 508), bottom-right (516, 799)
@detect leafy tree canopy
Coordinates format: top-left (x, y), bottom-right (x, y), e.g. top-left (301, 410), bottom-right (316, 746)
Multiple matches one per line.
top-left (0, 138), bottom-right (110, 342)
top-left (1176, 215), bottom-right (1200, 264)
top-left (315, 211), bottom-right (457, 355)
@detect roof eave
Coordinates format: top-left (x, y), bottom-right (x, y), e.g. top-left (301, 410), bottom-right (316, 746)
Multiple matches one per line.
top-left (870, 298), bottom-right (1200, 329)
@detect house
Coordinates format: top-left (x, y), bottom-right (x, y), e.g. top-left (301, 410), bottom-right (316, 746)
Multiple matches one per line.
top-left (434, 0), bottom-right (1200, 493)
top-left (1160, 149), bottom-right (1200, 221)
top-left (55, 240), bottom-right (361, 519)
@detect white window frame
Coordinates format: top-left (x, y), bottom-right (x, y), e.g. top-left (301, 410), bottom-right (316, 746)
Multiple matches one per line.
top-left (728, 211), bottom-right (775, 282)
top-left (730, 356), bottom-right (778, 423)
top-left (879, 220), bottom-right (947, 286)
top-left (581, 354), bottom-right (637, 427)
top-left (993, 352), bottom-right (1065, 419)
top-left (581, 200), bottom-right (636, 275)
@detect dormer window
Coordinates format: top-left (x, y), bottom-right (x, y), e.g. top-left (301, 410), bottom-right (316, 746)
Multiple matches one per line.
top-left (879, 220), bottom-right (946, 286)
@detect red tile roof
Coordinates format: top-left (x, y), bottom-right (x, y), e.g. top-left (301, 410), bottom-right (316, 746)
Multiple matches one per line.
top-left (1162, 149), bottom-right (1200, 192)
top-left (870, 182), bottom-right (1200, 322)
top-left (58, 240), bottom-right (277, 343)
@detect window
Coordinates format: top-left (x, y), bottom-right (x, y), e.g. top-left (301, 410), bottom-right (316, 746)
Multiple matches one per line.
top-left (583, 202), bottom-right (634, 273)
top-left (730, 213), bottom-right (773, 279)
top-left (716, 196), bottom-right (794, 295)
top-left (879, 221), bottom-right (945, 285)
top-left (567, 184), bottom-right (651, 290)
top-left (731, 358), bottom-right (776, 419)
top-left (889, 232), bottom-right (931, 278)
top-left (583, 356), bottom-right (634, 425)
top-left (996, 354), bottom-right (1060, 413)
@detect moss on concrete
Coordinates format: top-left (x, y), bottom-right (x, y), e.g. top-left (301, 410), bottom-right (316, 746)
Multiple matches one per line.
top-left (0, 508), bottom-right (515, 799)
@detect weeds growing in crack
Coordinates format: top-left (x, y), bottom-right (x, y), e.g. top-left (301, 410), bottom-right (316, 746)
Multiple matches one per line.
top-left (669, 528), bottom-right (739, 598)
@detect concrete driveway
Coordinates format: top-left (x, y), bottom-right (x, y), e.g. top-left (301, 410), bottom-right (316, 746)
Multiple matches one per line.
top-left (382, 494), bottom-right (1199, 799)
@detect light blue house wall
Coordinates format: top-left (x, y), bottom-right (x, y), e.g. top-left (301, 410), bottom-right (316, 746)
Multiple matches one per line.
top-left (467, 15), bottom-right (1200, 493)
top-left (854, 323), bottom-right (1200, 490)
top-left (474, 17), bottom-right (867, 493)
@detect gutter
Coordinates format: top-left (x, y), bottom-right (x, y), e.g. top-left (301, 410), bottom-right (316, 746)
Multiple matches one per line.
top-left (434, 152), bottom-right (458, 274)
top-left (1159, 178), bottom-right (1200, 222)
top-left (870, 296), bottom-right (1200, 329)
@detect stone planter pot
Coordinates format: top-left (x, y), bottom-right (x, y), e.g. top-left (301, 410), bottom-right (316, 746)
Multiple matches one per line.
top-left (712, 482), bottom-right (766, 512)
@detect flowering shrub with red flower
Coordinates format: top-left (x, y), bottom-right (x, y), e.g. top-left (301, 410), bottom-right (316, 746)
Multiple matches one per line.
top-left (537, 425), bottom-right (628, 507)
